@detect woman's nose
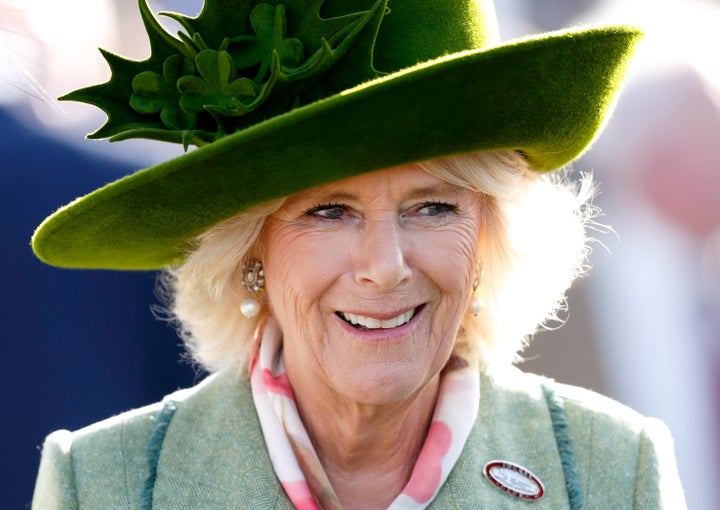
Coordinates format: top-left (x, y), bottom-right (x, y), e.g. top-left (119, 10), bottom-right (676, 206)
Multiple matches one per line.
top-left (353, 218), bottom-right (412, 290)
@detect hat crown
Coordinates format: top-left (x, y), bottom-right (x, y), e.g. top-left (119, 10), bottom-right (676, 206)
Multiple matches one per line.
top-left (62, 0), bottom-right (499, 148)
top-left (336, 0), bottom-right (500, 74)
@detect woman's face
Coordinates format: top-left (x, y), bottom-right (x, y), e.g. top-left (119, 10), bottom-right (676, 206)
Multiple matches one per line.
top-left (261, 165), bottom-right (483, 407)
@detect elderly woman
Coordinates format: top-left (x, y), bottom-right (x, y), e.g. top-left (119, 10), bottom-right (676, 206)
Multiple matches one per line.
top-left (31, 0), bottom-right (686, 508)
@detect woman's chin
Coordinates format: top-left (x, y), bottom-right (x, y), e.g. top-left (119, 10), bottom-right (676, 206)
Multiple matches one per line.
top-left (323, 361), bottom-right (441, 409)
top-left (313, 315), bottom-right (452, 407)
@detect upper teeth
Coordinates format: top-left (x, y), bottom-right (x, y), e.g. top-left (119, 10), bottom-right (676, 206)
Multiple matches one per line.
top-left (341, 309), bottom-right (416, 329)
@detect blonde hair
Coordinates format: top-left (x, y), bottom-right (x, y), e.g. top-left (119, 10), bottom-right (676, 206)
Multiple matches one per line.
top-left (161, 151), bottom-right (596, 373)
top-left (417, 152), bottom-right (595, 367)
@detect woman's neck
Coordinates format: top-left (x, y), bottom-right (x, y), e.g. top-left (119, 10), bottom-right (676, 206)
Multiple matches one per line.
top-left (291, 375), bottom-right (440, 510)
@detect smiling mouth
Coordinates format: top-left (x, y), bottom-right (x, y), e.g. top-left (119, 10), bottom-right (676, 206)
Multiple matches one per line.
top-left (337, 307), bottom-right (418, 331)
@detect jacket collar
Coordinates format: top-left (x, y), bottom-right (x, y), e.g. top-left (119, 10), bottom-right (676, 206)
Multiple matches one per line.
top-left (149, 366), bottom-right (571, 508)
top-left (150, 369), bottom-right (295, 508)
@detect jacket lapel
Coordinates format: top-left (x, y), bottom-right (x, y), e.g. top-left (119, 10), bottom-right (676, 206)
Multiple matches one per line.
top-left (150, 369), bottom-right (295, 509)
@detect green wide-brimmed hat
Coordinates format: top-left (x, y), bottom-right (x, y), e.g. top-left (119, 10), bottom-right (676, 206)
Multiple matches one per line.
top-left (32, 0), bottom-right (642, 270)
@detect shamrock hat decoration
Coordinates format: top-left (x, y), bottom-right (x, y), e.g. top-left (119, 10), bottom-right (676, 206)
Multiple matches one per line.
top-left (88, 0), bottom-right (390, 148)
top-left (32, 0), bottom-right (642, 269)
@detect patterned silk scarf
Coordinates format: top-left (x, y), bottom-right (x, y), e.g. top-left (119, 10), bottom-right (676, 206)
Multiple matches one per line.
top-left (249, 316), bottom-right (480, 509)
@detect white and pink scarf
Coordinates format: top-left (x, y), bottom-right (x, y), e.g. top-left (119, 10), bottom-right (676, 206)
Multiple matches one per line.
top-left (249, 316), bottom-right (479, 509)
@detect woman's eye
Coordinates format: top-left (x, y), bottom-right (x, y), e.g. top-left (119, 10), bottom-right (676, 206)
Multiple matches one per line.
top-left (305, 203), bottom-right (346, 220)
top-left (416, 201), bottom-right (457, 216)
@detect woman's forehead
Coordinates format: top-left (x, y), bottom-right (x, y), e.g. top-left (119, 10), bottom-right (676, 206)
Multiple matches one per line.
top-left (285, 165), bottom-right (469, 204)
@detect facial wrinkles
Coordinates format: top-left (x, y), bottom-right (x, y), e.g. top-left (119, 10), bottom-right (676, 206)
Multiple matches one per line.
top-left (347, 191), bottom-right (477, 327)
top-left (267, 256), bottom-right (336, 391)
top-left (269, 195), bottom-right (478, 316)
top-left (263, 220), bottom-right (381, 373)
top-left (426, 215), bottom-right (480, 333)
top-left (261, 166), bottom-right (485, 410)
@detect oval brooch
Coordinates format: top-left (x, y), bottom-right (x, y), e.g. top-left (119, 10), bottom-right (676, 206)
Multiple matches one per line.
top-left (483, 460), bottom-right (545, 500)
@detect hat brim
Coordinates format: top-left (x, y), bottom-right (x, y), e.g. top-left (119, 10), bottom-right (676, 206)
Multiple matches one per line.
top-left (32, 25), bottom-right (641, 270)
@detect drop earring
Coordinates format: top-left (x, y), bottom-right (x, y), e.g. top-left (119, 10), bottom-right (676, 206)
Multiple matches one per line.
top-left (240, 259), bottom-right (265, 318)
top-left (468, 267), bottom-right (483, 317)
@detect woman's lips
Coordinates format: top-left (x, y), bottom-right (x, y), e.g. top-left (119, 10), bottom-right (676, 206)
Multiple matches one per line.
top-left (336, 307), bottom-right (419, 331)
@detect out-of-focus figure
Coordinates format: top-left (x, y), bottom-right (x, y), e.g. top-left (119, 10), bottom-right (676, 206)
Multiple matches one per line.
top-left (498, 2), bottom-right (720, 510)
top-left (1, 2), bottom-right (195, 508)
top-left (578, 2), bottom-right (720, 510)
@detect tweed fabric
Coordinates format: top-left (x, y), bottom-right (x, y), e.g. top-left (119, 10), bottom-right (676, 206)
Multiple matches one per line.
top-left (557, 382), bottom-right (687, 509)
top-left (32, 366), bottom-right (686, 509)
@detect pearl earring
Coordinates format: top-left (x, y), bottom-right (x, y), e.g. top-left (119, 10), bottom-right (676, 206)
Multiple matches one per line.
top-left (468, 295), bottom-right (483, 316)
top-left (468, 267), bottom-right (483, 317)
top-left (241, 259), bottom-right (265, 318)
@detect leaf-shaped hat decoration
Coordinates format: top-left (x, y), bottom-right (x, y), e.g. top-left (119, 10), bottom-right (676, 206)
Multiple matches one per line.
top-left (62, 0), bottom-right (386, 148)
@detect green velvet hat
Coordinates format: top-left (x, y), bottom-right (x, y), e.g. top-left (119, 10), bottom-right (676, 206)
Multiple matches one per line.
top-left (32, 0), bottom-right (642, 270)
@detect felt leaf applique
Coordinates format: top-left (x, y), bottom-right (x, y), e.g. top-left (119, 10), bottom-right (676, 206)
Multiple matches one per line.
top-left (61, 0), bottom-right (388, 148)
top-left (177, 50), bottom-right (259, 117)
top-left (130, 54), bottom-right (197, 131)
top-left (231, 3), bottom-right (304, 82)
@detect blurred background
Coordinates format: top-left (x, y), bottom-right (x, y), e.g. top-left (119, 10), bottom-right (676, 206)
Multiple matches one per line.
top-left (2, 0), bottom-right (718, 508)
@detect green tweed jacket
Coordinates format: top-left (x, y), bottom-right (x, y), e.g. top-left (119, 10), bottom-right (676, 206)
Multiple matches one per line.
top-left (32, 366), bottom-right (686, 509)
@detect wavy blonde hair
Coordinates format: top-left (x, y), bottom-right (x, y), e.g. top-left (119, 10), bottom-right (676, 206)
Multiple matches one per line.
top-left (161, 151), bottom-right (595, 374)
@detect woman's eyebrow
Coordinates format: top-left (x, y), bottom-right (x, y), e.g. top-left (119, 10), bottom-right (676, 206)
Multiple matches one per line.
top-left (404, 183), bottom-right (466, 201)
top-left (288, 182), bottom-right (465, 205)
top-left (286, 189), bottom-right (358, 206)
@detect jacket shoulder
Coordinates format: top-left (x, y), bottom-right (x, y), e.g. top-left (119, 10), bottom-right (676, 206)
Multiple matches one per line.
top-left (549, 378), bottom-right (686, 509)
top-left (32, 373), bottom-right (225, 510)
top-left (32, 400), bottom-right (161, 509)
